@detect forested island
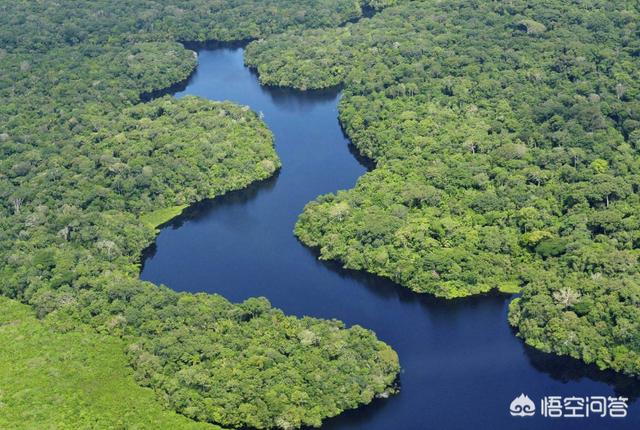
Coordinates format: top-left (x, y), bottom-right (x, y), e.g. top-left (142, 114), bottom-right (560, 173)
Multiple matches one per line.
top-left (1, 0), bottom-right (639, 429)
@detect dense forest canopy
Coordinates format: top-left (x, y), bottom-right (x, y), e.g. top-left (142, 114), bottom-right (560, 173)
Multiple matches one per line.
top-left (3, 0), bottom-right (639, 427)
top-left (0, 1), bottom-right (400, 429)
top-left (0, 296), bottom-right (219, 430)
top-left (245, 0), bottom-right (640, 377)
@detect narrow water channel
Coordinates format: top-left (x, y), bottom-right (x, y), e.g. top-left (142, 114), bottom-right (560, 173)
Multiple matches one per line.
top-left (140, 46), bottom-right (640, 429)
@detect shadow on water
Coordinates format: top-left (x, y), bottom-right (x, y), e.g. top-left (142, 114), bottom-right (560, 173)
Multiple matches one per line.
top-left (140, 42), bottom-right (640, 429)
top-left (140, 172), bottom-right (280, 270)
top-left (247, 67), bottom-right (344, 109)
top-left (140, 75), bottom-right (193, 102)
top-left (300, 241), bottom-right (503, 309)
top-left (142, 39), bottom-right (253, 102)
top-left (346, 139), bottom-right (376, 171)
top-left (302, 395), bottom-right (397, 430)
top-left (165, 172), bottom-right (279, 231)
top-left (181, 39), bottom-right (253, 51)
top-left (524, 347), bottom-right (640, 400)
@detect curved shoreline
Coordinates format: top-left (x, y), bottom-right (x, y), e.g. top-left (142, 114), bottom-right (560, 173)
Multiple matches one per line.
top-left (141, 44), bottom-right (640, 430)
top-left (134, 28), bottom-right (401, 430)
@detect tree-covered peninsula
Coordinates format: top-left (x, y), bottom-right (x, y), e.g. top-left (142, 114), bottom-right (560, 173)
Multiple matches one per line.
top-left (0, 1), bottom-right (400, 429)
top-left (245, 0), bottom-right (640, 377)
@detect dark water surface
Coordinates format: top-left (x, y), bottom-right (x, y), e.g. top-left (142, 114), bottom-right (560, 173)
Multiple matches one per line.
top-left (141, 47), bottom-right (640, 429)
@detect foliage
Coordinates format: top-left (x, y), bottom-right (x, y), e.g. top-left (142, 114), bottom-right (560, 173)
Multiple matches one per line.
top-left (0, 0), bottom-right (378, 53)
top-left (126, 294), bottom-right (399, 429)
top-left (245, 0), bottom-right (640, 376)
top-left (141, 205), bottom-right (189, 230)
top-left (0, 1), bottom-right (400, 428)
top-left (0, 296), bottom-right (219, 430)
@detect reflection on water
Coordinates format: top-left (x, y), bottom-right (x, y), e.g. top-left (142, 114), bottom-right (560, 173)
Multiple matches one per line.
top-left (140, 173), bottom-right (280, 267)
top-left (141, 45), bottom-right (639, 430)
top-left (524, 347), bottom-right (640, 401)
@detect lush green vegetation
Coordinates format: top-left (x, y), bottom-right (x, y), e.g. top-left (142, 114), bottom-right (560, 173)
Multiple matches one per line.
top-left (245, 0), bottom-right (640, 376)
top-left (0, 1), bottom-right (400, 428)
top-left (141, 205), bottom-right (189, 230)
top-left (0, 296), bottom-right (219, 430)
top-left (127, 295), bottom-right (398, 429)
top-left (1, 0), bottom-right (391, 53)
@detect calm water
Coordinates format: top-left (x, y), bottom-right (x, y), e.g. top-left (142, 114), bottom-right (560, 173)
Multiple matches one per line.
top-left (141, 46), bottom-right (640, 429)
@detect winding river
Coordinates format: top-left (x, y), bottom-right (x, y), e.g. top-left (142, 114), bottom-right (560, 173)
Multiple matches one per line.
top-left (141, 45), bottom-right (640, 429)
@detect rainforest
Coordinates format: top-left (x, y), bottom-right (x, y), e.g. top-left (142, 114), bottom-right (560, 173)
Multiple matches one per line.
top-left (0, 0), bottom-right (639, 429)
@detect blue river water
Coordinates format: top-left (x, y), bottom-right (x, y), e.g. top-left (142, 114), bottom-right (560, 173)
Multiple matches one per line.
top-left (141, 46), bottom-right (640, 429)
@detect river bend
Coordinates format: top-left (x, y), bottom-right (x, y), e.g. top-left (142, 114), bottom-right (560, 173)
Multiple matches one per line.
top-left (141, 46), bottom-right (640, 430)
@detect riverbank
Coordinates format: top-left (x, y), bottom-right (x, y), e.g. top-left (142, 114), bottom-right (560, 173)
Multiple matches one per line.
top-left (142, 45), bottom-right (640, 430)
